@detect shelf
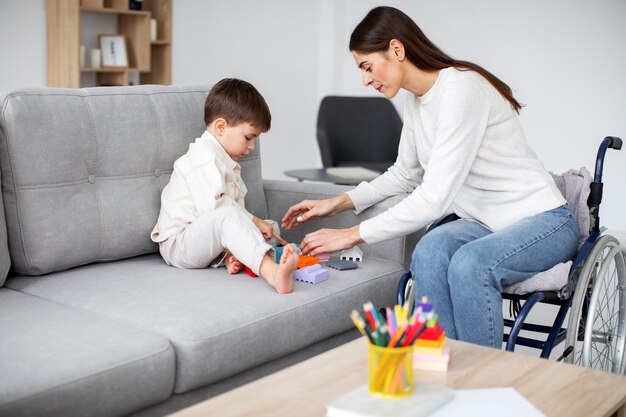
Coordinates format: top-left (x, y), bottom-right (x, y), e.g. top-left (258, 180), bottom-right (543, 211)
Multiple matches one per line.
top-left (80, 6), bottom-right (150, 17)
top-left (47, 0), bottom-right (171, 87)
top-left (81, 67), bottom-right (141, 73)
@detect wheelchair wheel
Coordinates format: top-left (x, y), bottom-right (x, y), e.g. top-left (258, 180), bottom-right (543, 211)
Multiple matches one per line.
top-left (564, 235), bottom-right (626, 373)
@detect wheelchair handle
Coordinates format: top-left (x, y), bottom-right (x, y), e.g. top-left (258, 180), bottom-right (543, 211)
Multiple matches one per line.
top-left (588, 136), bottom-right (621, 234)
top-left (607, 136), bottom-right (623, 150)
top-left (594, 136), bottom-right (622, 183)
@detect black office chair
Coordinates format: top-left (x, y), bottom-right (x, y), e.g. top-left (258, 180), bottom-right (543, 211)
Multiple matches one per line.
top-left (316, 96), bottom-right (402, 173)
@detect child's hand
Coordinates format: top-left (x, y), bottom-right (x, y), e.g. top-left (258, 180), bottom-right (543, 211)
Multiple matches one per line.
top-left (253, 217), bottom-right (274, 240)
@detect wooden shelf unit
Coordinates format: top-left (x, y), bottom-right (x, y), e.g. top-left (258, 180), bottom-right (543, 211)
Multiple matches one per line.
top-left (141, 0), bottom-right (171, 85)
top-left (47, 0), bottom-right (172, 87)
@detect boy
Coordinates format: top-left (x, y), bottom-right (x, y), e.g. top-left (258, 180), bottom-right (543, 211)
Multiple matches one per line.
top-left (151, 78), bottom-right (298, 294)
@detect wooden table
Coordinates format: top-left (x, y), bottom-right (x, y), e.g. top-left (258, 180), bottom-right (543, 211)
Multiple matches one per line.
top-left (169, 337), bottom-right (626, 417)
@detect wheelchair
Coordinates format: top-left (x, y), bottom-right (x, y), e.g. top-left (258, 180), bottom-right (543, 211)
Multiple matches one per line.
top-left (396, 136), bottom-right (626, 374)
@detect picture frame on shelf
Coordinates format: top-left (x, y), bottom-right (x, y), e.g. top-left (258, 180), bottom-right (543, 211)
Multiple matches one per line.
top-left (99, 34), bottom-right (129, 68)
top-left (129, 0), bottom-right (143, 10)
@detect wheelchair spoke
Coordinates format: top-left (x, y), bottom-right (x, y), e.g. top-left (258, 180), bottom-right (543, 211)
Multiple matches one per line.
top-left (591, 343), bottom-right (610, 369)
top-left (594, 275), bottom-right (616, 333)
top-left (588, 248), bottom-right (626, 372)
top-left (563, 236), bottom-right (626, 374)
top-left (567, 238), bottom-right (624, 371)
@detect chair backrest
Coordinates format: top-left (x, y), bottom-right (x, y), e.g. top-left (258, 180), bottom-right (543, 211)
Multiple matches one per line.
top-left (316, 96), bottom-right (402, 173)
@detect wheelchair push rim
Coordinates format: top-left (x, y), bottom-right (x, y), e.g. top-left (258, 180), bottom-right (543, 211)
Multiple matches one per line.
top-left (564, 235), bottom-right (626, 374)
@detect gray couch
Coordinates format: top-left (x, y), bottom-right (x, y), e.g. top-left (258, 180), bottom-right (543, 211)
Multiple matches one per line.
top-left (0, 85), bottom-right (419, 417)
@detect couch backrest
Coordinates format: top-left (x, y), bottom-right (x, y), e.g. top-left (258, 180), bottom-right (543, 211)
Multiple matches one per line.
top-left (0, 85), bottom-right (267, 277)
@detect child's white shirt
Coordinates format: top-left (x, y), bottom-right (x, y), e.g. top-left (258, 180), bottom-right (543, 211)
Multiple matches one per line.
top-left (347, 67), bottom-right (565, 244)
top-left (151, 130), bottom-right (251, 243)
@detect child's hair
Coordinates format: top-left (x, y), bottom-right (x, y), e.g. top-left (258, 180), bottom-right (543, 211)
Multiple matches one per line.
top-left (204, 78), bottom-right (271, 131)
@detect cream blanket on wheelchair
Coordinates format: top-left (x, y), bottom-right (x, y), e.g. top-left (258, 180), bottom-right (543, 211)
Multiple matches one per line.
top-left (502, 167), bottom-right (592, 296)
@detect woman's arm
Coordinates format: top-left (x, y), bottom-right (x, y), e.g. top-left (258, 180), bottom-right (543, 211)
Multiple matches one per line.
top-left (358, 74), bottom-right (491, 244)
top-left (299, 224), bottom-right (364, 256)
top-left (281, 192), bottom-right (355, 230)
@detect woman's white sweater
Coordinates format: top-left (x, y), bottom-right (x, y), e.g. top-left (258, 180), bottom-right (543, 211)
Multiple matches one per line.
top-left (347, 67), bottom-right (564, 244)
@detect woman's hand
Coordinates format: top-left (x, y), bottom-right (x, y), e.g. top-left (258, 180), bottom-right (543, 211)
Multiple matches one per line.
top-left (299, 225), bottom-right (363, 256)
top-left (281, 193), bottom-right (355, 230)
top-left (252, 216), bottom-right (274, 240)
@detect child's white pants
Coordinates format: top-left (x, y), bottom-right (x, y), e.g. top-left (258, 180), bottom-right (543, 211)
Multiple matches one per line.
top-left (159, 206), bottom-right (274, 276)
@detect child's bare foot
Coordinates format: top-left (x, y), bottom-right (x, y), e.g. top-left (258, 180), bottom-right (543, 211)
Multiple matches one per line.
top-left (272, 244), bottom-right (298, 293)
top-left (259, 244), bottom-right (298, 294)
top-left (225, 253), bottom-right (243, 274)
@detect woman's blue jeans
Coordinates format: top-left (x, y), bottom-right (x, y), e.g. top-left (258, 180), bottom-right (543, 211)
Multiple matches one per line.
top-left (410, 204), bottom-right (578, 348)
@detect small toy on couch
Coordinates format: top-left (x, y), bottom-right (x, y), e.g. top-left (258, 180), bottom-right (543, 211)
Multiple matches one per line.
top-left (246, 244), bottom-right (330, 284)
top-left (327, 259), bottom-right (358, 271)
top-left (294, 264), bottom-right (328, 284)
top-left (340, 245), bottom-right (363, 262)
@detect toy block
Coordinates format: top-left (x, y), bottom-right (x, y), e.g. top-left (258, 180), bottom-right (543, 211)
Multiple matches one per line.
top-left (426, 313), bottom-right (439, 328)
top-left (413, 346), bottom-right (450, 372)
top-left (244, 266), bottom-right (258, 277)
top-left (274, 243), bottom-right (301, 263)
top-left (417, 296), bottom-right (433, 313)
top-left (413, 360), bottom-right (449, 372)
top-left (297, 255), bottom-right (319, 269)
top-left (419, 324), bottom-right (444, 341)
top-left (413, 346), bottom-right (450, 362)
top-left (327, 259), bottom-right (358, 271)
top-left (414, 332), bottom-right (446, 348)
top-left (294, 264), bottom-right (328, 284)
top-left (413, 339), bottom-right (448, 356)
top-left (316, 252), bottom-right (331, 263)
top-left (340, 245), bottom-right (363, 262)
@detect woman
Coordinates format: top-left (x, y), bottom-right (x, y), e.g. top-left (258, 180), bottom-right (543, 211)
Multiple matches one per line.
top-left (281, 6), bottom-right (578, 348)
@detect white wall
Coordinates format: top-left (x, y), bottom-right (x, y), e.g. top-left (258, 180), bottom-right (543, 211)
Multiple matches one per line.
top-left (172, 0), bottom-right (324, 179)
top-left (0, 0), bottom-right (46, 90)
top-left (1, 0), bottom-right (625, 233)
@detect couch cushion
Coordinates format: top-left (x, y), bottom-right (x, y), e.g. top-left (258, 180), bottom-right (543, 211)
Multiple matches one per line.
top-left (0, 85), bottom-right (267, 276)
top-left (5, 254), bottom-right (404, 394)
top-left (0, 165), bottom-right (9, 286)
top-left (0, 288), bottom-right (175, 417)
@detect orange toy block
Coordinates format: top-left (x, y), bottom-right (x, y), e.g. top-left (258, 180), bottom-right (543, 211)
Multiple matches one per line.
top-left (414, 332), bottom-right (446, 348)
top-left (297, 255), bottom-right (320, 269)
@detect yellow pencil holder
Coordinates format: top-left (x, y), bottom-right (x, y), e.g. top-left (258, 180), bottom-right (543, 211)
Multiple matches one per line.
top-left (368, 343), bottom-right (413, 398)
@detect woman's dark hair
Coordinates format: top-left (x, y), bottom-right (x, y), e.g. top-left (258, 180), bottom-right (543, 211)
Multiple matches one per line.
top-left (350, 6), bottom-right (522, 113)
top-left (204, 78), bottom-right (271, 131)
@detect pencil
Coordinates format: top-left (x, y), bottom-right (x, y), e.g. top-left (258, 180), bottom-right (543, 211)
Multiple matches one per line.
top-left (363, 304), bottom-right (377, 331)
top-left (387, 324), bottom-right (405, 348)
top-left (350, 310), bottom-right (374, 343)
top-left (386, 307), bottom-right (396, 336)
top-left (403, 320), bottom-right (427, 346)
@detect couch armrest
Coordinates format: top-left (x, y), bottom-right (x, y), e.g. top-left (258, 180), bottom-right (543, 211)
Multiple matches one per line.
top-left (263, 179), bottom-right (423, 270)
